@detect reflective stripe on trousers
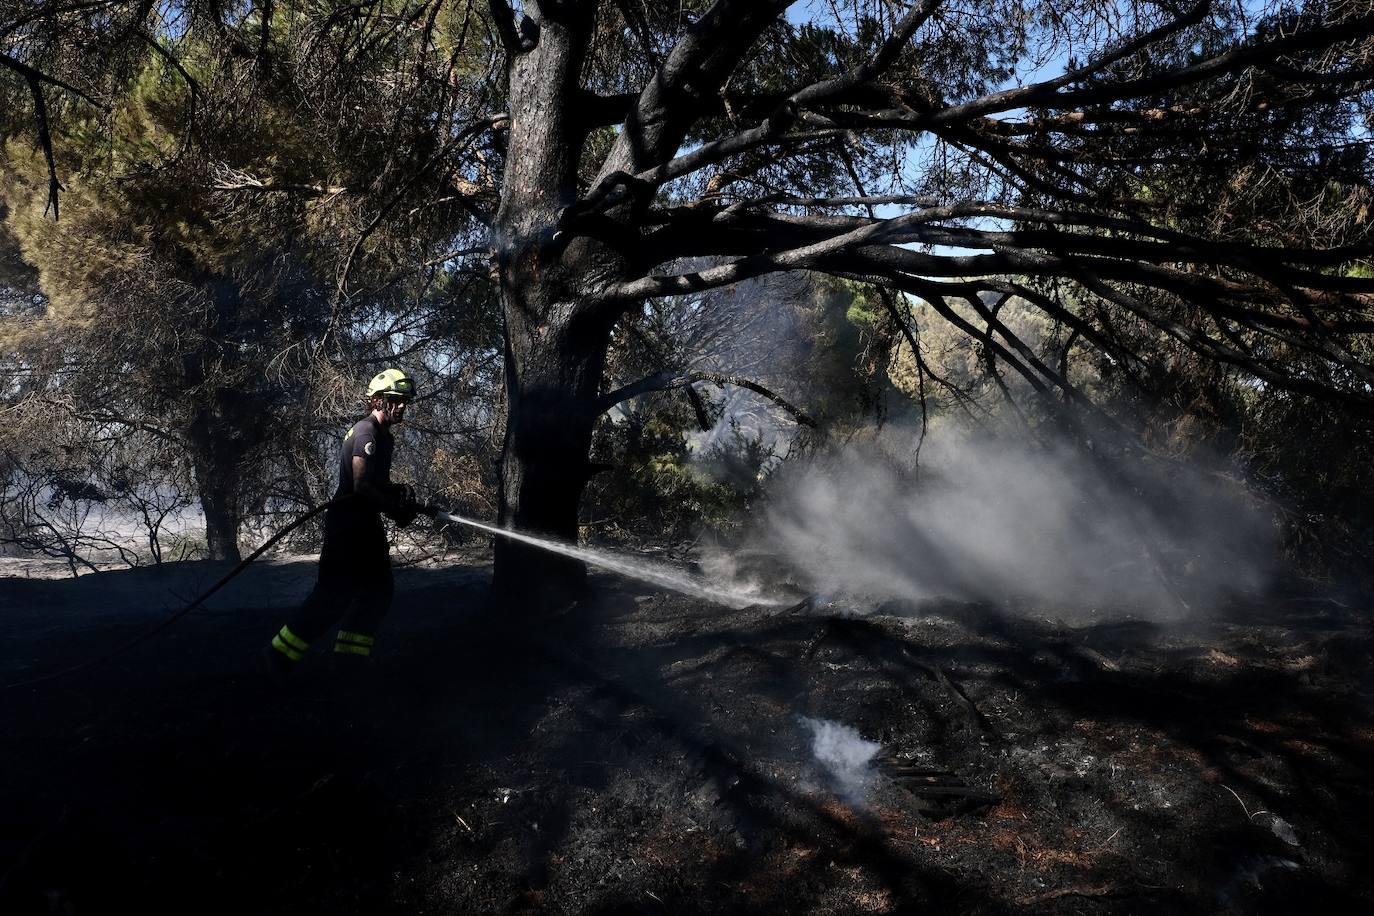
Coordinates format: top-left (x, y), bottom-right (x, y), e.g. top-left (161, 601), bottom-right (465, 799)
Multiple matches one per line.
top-left (270, 625), bottom-right (310, 661)
top-left (334, 629), bottom-right (375, 656)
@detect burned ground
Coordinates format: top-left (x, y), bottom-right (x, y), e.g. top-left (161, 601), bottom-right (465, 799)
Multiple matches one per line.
top-left (1, 555), bottom-right (1371, 914)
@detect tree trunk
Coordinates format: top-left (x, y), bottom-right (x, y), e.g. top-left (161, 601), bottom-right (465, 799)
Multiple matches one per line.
top-left (199, 475), bottom-right (242, 563)
top-left (187, 408), bottom-right (244, 563)
top-left (487, 2), bottom-right (609, 614)
top-left (482, 2), bottom-right (818, 611)
top-left (488, 290), bottom-right (613, 613)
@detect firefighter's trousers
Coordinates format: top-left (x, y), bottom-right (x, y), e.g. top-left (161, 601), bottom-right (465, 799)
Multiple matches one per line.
top-left (272, 507), bottom-right (393, 661)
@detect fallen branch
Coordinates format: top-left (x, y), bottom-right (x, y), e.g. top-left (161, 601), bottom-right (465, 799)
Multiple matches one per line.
top-left (1016, 884), bottom-right (1121, 907)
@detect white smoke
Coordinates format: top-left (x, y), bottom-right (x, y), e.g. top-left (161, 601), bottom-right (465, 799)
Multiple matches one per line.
top-left (748, 429), bottom-right (1275, 617)
top-left (800, 716), bottom-right (882, 805)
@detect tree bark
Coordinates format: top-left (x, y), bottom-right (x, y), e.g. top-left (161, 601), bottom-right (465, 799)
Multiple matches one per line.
top-left (489, 297), bottom-right (613, 611)
top-left (486, 2), bottom-right (610, 613)
top-left (187, 404), bottom-right (244, 563)
top-left (198, 473), bottom-right (242, 562)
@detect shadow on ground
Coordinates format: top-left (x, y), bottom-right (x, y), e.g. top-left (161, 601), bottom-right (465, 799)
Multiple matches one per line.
top-left (1, 558), bottom-right (1371, 914)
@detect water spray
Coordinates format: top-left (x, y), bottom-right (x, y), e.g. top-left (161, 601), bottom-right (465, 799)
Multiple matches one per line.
top-left (429, 509), bottom-right (784, 609)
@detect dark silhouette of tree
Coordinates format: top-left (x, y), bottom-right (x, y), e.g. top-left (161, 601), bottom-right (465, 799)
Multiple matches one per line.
top-left (1, 2), bottom-right (501, 561)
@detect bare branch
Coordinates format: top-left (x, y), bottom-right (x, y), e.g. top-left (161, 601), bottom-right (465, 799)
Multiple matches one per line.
top-left (566, 127), bottom-right (843, 228)
top-left (0, 0), bottom-right (132, 43)
top-left (136, 31), bottom-right (200, 162)
top-left (624, 323), bottom-right (712, 431)
top-left (926, 5), bottom-right (1374, 130)
top-left (210, 169), bottom-right (352, 197)
top-left (0, 50), bottom-right (106, 109)
top-left (599, 370), bottom-right (817, 429)
top-left (595, 0), bottom-right (795, 183)
top-left (487, 0), bottom-right (526, 54)
top-left (335, 114), bottom-right (500, 301)
top-left (921, 1), bottom-right (1212, 127)
top-left (577, 1), bottom-right (937, 219)
top-left (0, 51), bottom-right (109, 220)
top-left (756, 194), bottom-right (942, 210)
top-left (24, 74), bottom-right (63, 219)
top-left (791, 0), bottom-right (941, 108)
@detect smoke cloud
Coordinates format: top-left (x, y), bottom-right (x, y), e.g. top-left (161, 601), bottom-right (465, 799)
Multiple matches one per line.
top-left (800, 716), bottom-right (882, 805)
top-left (744, 430), bottom-right (1276, 617)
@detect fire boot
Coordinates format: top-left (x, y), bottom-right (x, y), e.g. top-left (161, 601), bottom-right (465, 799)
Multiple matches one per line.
top-left (260, 644), bottom-right (295, 686)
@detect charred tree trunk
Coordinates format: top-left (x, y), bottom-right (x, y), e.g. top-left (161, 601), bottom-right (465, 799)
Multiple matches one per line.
top-left (484, 1), bottom-right (785, 612)
top-left (490, 299), bottom-right (613, 609)
top-left (486, 3), bottom-right (611, 614)
top-left (184, 382), bottom-right (257, 564)
top-left (187, 419), bottom-right (243, 563)
top-left (198, 471), bottom-right (242, 562)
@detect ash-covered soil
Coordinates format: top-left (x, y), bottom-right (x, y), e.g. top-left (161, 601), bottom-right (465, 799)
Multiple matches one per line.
top-left (1, 554), bottom-right (1372, 914)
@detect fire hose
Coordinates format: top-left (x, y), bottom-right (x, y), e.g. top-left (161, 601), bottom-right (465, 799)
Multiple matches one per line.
top-left (0, 495), bottom-right (374, 692)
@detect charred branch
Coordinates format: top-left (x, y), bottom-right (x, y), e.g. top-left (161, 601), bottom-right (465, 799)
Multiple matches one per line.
top-left (576, 1), bottom-right (940, 220)
top-left (795, 241), bottom-right (1374, 408)
top-left (637, 201), bottom-right (1372, 282)
top-left (595, 0), bottom-right (795, 182)
top-left (599, 370), bottom-right (817, 429)
top-left (910, 3), bottom-right (1374, 133)
top-left (0, 51), bottom-right (109, 219)
top-left (624, 323), bottom-right (712, 432)
top-left (26, 73), bottom-right (62, 219)
top-left (569, 125), bottom-right (845, 230)
top-left (791, 0), bottom-right (941, 107)
top-left (0, 0), bottom-right (132, 43)
top-left (487, 0), bottom-right (530, 54)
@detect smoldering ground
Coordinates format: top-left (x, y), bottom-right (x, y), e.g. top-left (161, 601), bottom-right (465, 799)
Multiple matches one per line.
top-left (798, 716), bottom-right (883, 805)
top-left (708, 428), bottom-right (1277, 618)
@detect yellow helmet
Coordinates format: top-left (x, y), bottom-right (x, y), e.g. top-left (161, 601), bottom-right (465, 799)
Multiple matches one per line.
top-left (366, 368), bottom-right (416, 400)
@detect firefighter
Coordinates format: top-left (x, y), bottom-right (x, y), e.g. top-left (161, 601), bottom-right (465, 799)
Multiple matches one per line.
top-left (263, 368), bottom-right (421, 677)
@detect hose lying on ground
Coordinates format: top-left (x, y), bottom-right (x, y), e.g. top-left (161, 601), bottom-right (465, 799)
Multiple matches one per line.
top-left (1, 497), bottom-right (344, 692)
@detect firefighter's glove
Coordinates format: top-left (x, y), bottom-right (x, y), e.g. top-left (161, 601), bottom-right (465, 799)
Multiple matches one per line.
top-left (382, 483), bottom-right (419, 526)
top-left (391, 502), bottom-right (420, 528)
